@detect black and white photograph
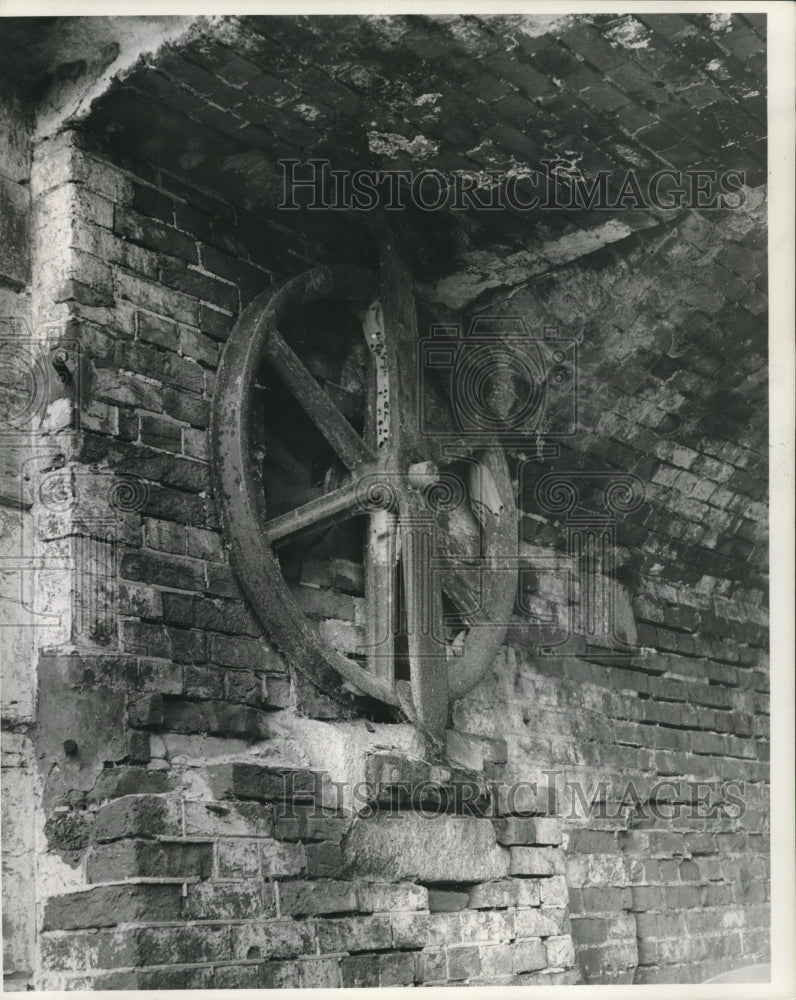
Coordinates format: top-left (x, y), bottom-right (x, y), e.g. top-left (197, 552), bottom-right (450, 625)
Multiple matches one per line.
top-left (0, 3), bottom-right (793, 994)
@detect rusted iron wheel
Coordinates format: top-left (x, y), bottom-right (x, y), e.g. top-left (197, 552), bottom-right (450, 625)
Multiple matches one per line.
top-left (211, 263), bottom-right (517, 735)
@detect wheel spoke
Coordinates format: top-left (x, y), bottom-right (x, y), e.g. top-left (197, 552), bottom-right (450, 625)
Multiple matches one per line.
top-left (398, 492), bottom-right (448, 734)
top-left (262, 478), bottom-right (362, 546)
top-left (264, 326), bottom-right (375, 470)
top-left (363, 510), bottom-right (399, 683)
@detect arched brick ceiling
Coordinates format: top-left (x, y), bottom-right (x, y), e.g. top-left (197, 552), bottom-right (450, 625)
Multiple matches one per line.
top-left (79, 13), bottom-right (765, 258)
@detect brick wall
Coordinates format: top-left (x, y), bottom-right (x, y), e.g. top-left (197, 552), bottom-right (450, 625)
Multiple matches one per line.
top-left (452, 187), bottom-right (769, 983)
top-left (29, 130), bottom-right (582, 989)
top-left (24, 125), bottom-right (769, 988)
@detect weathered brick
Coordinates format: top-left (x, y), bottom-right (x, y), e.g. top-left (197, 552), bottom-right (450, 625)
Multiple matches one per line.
top-left (567, 829), bottom-right (617, 853)
top-left (122, 621), bottom-right (170, 660)
top-left (545, 934), bottom-right (575, 969)
top-left (304, 841), bottom-right (345, 877)
top-left (298, 956), bottom-right (342, 988)
top-left (428, 888), bottom-right (469, 912)
top-left (459, 907), bottom-right (515, 943)
top-left (357, 881), bottom-right (428, 913)
top-left (162, 386), bottom-right (210, 427)
top-left (91, 364), bottom-right (163, 412)
top-left (182, 800), bottom-right (273, 838)
top-left (140, 414), bottom-right (182, 451)
top-left (514, 907), bottom-right (567, 938)
top-left (379, 950), bottom-right (418, 985)
top-left (417, 947), bottom-right (447, 982)
top-left (571, 916), bottom-right (610, 945)
top-left (132, 182), bottom-right (174, 223)
top-left (43, 883), bottom-right (181, 930)
top-left (116, 340), bottom-right (204, 394)
top-left (93, 795), bottom-right (180, 841)
top-left (317, 914), bottom-right (392, 953)
top-left (209, 633), bottom-right (285, 671)
top-left (88, 766), bottom-right (170, 802)
top-left (207, 762), bottom-right (323, 802)
top-left (512, 937), bottom-right (547, 973)
top-left (509, 846), bottom-right (566, 876)
top-left (467, 879), bottom-right (518, 909)
top-left (93, 924), bottom-right (230, 968)
top-left (478, 941), bottom-right (514, 978)
top-left (137, 310), bottom-right (177, 348)
top-left (199, 301), bottom-right (235, 340)
top-left (224, 668), bottom-right (266, 705)
top-left (86, 839), bottom-right (213, 882)
top-left (447, 945), bottom-right (481, 981)
top-left (216, 839), bottom-right (261, 879)
top-left (120, 550), bottom-right (204, 592)
top-left (391, 912), bottom-right (463, 949)
top-left (161, 697), bottom-right (268, 738)
top-left (168, 628), bottom-right (207, 665)
top-left (261, 838), bottom-right (304, 876)
top-left (340, 954), bottom-right (379, 988)
top-left (494, 816), bottom-right (563, 846)
top-left (159, 257), bottom-right (238, 312)
top-left (259, 960), bottom-right (300, 989)
top-left (114, 205), bottom-right (198, 263)
top-left (278, 879), bottom-right (358, 916)
top-left (540, 874), bottom-right (570, 908)
top-left (274, 804), bottom-right (349, 843)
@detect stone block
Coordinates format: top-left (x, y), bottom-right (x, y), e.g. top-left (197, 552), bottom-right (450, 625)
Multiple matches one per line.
top-left (343, 813), bottom-right (509, 882)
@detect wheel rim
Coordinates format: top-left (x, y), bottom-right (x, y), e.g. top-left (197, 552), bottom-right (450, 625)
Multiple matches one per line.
top-left (211, 264), bottom-right (517, 728)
